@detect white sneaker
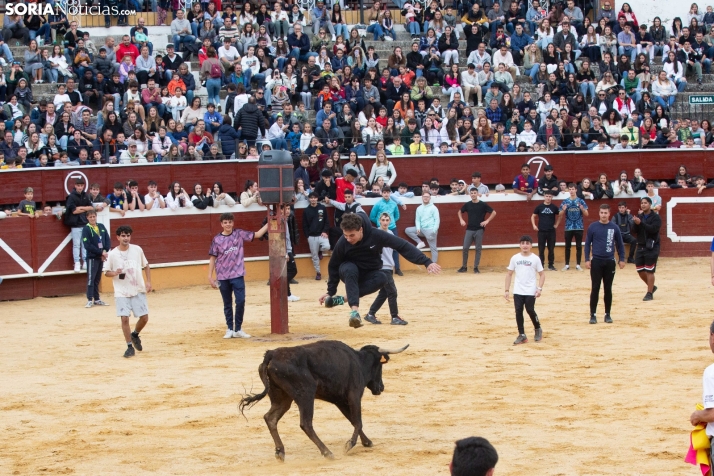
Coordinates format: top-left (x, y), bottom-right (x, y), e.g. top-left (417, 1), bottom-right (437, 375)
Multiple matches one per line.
top-left (576, 265), bottom-right (583, 271)
top-left (415, 242), bottom-right (425, 250)
top-left (233, 329), bottom-right (251, 338)
top-left (385, 36), bottom-right (393, 41)
top-left (331, 35), bottom-right (336, 41)
top-left (81, 262), bottom-right (87, 271)
top-left (288, 295), bottom-right (300, 302)
top-left (74, 262), bottom-right (81, 273)
top-left (223, 329), bottom-right (233, 339)
top-left (561, 265), bottom-right (569, 271)
top-left (85, 301), bottom-right (93, 308)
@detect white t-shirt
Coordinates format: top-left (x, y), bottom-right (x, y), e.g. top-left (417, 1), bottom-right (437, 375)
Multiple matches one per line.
top-left (218, 46), bottom-right (240, 62)
top-left (107, 244), bottom-right (149, 298)
top-left (507, 252), bottom-right (543, 296)
top-left (703, 363), bottom-right (714, 436)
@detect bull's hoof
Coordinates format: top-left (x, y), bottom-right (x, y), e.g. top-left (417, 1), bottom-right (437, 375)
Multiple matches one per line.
top-left (275, 450), bottom-right (285, 462)
top-left (344, 439), bottom-right (357, 453)
top-left (323, 450), bottom-right (335, 460)
top-left (361, 438), bottom-right (373, 448)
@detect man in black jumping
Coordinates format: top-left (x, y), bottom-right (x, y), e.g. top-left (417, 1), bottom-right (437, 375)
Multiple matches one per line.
top-left (319, 212), bottom-right (442, 328)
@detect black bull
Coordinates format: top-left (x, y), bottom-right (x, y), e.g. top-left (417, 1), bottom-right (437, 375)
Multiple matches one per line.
top-left (239, 340), bottom-right (409, 461)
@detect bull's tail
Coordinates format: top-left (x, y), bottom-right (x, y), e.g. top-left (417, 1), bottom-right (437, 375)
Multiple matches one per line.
top-left (239, 351), bottom-right (273, 417)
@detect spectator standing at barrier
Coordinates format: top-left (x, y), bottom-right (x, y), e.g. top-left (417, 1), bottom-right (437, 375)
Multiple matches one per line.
top-left (457, 188), bottom-right (496, 274)
top-left (208, 213), bottom-right (269, 339)
top-left (612, 201), bottom-right (637, 263)
top-left (537, 165), bottom-right (559, 195)
top-left (304, 192), bottom-right (331, 281)
top-left (105, 225), bottom-right (152, 359)
top-left (364, 212), bottom-right (409, 326)
top-left (505, 235), bottom-right (545, 345)
top-left (532, 190), bottom-right (562, 271)
top-left (513, 163), bottom-right (537, 201)
top-left (65, 177), bottom-right (94, 273)
top-left (450, 436), bottom-right (498, 476)
top-left (406, 191), bottom-right (440, 263)
top-left (585, 204), bottom-right (626, 324)
top-left (82, 209), bottom-right (111, 309)
top-left (632, 197), bottom-right (661, 301)
top-left (561, 183), bottom-right (589, 271)
top-left (370, 185), bottom-right (404, 276)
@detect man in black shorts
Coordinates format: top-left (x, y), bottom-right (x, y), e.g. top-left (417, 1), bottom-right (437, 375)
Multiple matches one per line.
top-left (632, 197), bottom-right (661, 301)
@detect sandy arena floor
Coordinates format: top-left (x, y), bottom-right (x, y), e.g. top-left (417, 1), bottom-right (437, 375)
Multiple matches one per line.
top-left (1, 257), bottom-right (713, 475)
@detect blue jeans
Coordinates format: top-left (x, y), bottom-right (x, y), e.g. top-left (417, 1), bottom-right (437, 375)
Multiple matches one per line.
top-left (408, 21), bottom-right (421, 36)
top-left (579, 81), bottom-right (595, 98)
top-left (289, 47), bottom-right (318, 62)
top-left (173, 34), bottom-right (196, 52)
top-left (276, 57), bottom-right (287, 72)
top-left (218, 277), bottom-right (246, 331)
top-left (206, 77), bottom-right (221, 105)
top-left (252, 73), bottom-right (265, 89)
top-left (47, 68), bottom-right (59, 83)
top-left (191, 22), bottom-right (199, 37)
top-left (654, 95), bottom-right (675, 109)
top-left (334, 23), bottom-right (349, 39)
top-left (564, 62), bottom-right (575, 74)
top-left (71, 227), bottom-right (87, 263)
top-left (384, 28), bottom-right (397, 41)
top-left (30, 24), bottom-right (51, 43)
top-left (393, 0), bottom-right (407, 7)
top-left (144, 102), bottom-right (166, 117)
top-left (0, 43), bottom-right (13, 62)
top-left (618, 45), bottom-right (636, 63)
top-left (675, 78), bottom-right (687, 92)
top-left (270, 138), bottom-right (288, 150)
top-left (367, 23), bottom-right (384, 40)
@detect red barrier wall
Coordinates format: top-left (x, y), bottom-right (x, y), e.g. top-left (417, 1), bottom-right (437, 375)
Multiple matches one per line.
top-left (1, 150), bottom-right (712, 205)
top-left (1, 189), bottom-right (712, 301)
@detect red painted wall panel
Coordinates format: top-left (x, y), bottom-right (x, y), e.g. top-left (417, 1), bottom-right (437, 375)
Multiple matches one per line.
top-left (3, 151), bottom-right (713, 205)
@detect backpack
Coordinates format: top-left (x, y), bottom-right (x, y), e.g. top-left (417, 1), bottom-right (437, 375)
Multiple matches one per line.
top-left (210, 61), bottom-right (222, 79)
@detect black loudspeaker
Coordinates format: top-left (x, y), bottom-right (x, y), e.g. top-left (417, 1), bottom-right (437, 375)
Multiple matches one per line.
top-left (258, 150), bottom-right (294, 203)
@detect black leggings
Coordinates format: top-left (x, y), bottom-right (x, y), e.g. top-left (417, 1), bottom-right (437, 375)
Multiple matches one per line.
top-left (564, 229), bottom-right (583, 266)
top-left (514, 294), bottom-right (540, 335)
top-left (589, 258), bottom-right (616, 315)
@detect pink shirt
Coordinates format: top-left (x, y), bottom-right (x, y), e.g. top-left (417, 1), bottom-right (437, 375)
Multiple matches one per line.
top-left (208, 229), bottom-right (255, 280)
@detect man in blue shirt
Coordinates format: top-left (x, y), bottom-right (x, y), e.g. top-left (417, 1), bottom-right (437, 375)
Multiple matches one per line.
top-left (370, 186), bottom-right (405, 275)
top-left (491, 134), bottom-right (516, 152)
top-left (560, 183), bottom-right (589, 270)
top-left (584, 204), bottom-right (626, 324)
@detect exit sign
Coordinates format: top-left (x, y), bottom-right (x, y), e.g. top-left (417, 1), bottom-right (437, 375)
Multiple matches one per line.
top-left (689, 95), bottom-right (714, 104)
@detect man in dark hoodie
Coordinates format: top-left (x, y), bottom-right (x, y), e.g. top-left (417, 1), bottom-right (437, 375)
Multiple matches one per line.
top-left (319, 212), bottom-right (441, 328)
top-left (536, 165), bottom-right (559, 195)
top-left (65, 177), bottom-right (94, 272)
top-left (234, 96), bottom-right (267, 146)
top-left (82, 208), bottom-right (111, 308)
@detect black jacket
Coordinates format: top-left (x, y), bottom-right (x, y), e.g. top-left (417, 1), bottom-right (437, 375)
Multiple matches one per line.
top-left (217, 123), bottom-right (242, 157)
top-left (314, 179), bottom-right (336, 200)
top-left (326, 213), bottom-right (432, 295)
top-left (303, 203), bottom-right (330, 237)
top-left (81, 222), bottom-right (111, 259)
top-left (537, 174), bottom-right (559, 195)
top-left (234, 103), bottom-right (266, 139)
top-left (612, 212), bottom-right (634, 237)
top-left (632, 211), bottom-right (661, 246)
top-left (64, 190), bottom-right (92, 228)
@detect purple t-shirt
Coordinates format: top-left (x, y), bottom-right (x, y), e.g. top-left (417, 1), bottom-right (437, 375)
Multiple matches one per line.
top-left (208, 230), bottom-right (255, 281)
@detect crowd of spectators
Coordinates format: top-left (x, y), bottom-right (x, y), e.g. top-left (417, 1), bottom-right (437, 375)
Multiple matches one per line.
top-left (1, 0), bottom-right (714, 212)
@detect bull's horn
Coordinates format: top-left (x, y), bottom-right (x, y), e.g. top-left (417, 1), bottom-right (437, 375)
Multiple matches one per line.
top-left (377, 344), bottom-right (409, 354)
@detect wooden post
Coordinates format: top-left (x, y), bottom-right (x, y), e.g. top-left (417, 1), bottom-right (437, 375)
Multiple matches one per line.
top-left (268, 212), bottom-right (289, 334)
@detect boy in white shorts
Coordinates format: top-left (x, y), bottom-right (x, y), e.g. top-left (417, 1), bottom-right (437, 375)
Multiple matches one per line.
top-left (106, 225), bottom-right (152, 358)
top-left (504, 235), bottom-right (545, 345)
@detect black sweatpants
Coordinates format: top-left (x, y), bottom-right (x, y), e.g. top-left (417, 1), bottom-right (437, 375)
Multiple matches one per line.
top-left (537, 229), bottom-right (556, 267)
top-left (368, 269), bottom-right (398, 318)
top-left (564, 229), bottom-right (584, 266)
top-left (86, 258), bottom-right (103, 301)
top-left (514, 294), bottom-right (540, 335)
top-left (622, 233), bottom-right (637, 260)
top-left (589, 258), bottom-right (616, 315)
top-left (339, 261), bottom-right (388, 308)
top-left (287, 252), bottom-right (298, 296)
